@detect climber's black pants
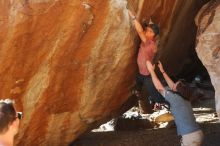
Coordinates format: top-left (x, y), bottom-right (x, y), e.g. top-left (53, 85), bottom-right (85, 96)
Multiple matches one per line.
top-left (136, 73), bottom-right (166, 103)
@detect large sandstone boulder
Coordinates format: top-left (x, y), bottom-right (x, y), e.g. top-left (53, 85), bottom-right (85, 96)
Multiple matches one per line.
top-left (195, 0), bottom-right (220, 120)
top-left (0, 0), bottom-right (210, 145)
top-left (0, 1), bottom-right (136, 145)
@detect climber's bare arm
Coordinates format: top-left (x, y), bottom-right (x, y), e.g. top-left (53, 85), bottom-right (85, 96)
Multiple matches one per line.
top-left (158, 61), bottom-right (175, 90)
top-left (146, 61), bottom-right (165, 95)
top-left (128, 10), bottom-right (147, 43)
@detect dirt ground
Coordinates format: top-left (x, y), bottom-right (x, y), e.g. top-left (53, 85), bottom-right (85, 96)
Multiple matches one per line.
top-left (71, 96), bottom-right (220, 146)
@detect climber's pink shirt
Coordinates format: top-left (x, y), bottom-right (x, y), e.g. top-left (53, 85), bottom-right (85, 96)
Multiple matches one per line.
top-left (137, 40), bottom-right (156, 75)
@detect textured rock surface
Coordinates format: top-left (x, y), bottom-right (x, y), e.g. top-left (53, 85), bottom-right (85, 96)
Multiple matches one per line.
top-left (0, 1), bottom-right (136, 145)
top-left (195, 0), bottom-right (220, 120)
top-left (0, 0), bottom-right (211, 145)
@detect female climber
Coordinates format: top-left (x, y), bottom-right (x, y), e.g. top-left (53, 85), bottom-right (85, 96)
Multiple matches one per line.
top-left (146, 60), bottom-right (204, 146)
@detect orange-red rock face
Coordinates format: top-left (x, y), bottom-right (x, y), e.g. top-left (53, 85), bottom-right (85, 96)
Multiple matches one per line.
top-left (195, 0), bottom-right (220, 121)
top-left (0, 1), bottom-right (136, 145)
top-left (0, 0), bottom-right (210, 145)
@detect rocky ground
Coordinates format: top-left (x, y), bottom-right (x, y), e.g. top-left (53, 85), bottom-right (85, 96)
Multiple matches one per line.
top-left (71, 88), bottom-right (220, 146)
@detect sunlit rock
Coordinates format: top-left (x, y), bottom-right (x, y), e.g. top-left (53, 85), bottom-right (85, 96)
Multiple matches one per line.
top-left (195, 0), bottom-right (220, 121)
top-left (0, 1), bottom-right (136, 145)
